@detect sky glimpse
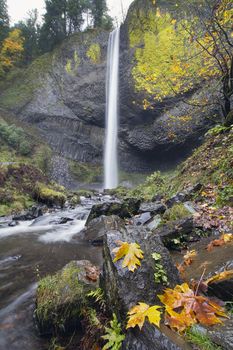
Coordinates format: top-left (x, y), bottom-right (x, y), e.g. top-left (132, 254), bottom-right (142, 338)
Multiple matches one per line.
top-left (7, 0), bottom-right (134, 24)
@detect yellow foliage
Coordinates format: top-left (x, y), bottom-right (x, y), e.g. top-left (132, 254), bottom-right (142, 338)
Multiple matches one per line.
top-left (112, 240), bottom-right (144, 272)
top-left (129, 8), bottom-right (220, 107)
top-left (126, 302), bottom-right (161, 330)
top-left (65, 50), bottom-right (80, 75)
top-left (86, 43), bottom-right (101, 64)
top-left (0, 29), bottom-right (24, 76)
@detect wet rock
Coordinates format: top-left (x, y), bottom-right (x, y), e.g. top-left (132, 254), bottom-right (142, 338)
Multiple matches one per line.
top-left (154, 217), bottom-right (194, 249)
top-left (207, 319), bottom-right (233, 350)
top-left (58, 217), bottom-right (74, 224)
top-left (123, 323), bottom-right (182, 350)
top-left (146, 215), bottom-right (162, 231)
top-left (86, 198), bottom-right (141, 224)
top-left (13, 206), bottom-right (44, 221)
top-left (8, 220), bottom-right (19, 227)
top-left (85, 215), bottom-right (125, 245)
top-left (34, 260), bottom-right (99, 336)
top-left (207, 260), bottom-right (233, 301)
top-left (133, 212), bottom-right (151, 226)
top-left (139, 202), bottom-right (166, 215)
top-left (166, 193), bottom-right (188, 208)
top-left (102, 225), bottom-right (180, 317)
top-left (152, 194), bottom-right (164, 202)
top-left (166, 184), bottom-right (202, 208)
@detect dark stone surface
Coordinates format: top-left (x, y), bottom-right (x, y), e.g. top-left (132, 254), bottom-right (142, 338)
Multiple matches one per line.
top-left (132, 212), bottom-right (151, 226)
top-left (102, 226), bottom-right (180, 316)
top-left (207, 260), bottom-right (233, 301)
top-left (86, 198), bottom-right (141, 224)
top-left (139, 202), bottom-right (167, 215)
top-left (85, 215), bottom-right (125, 244)
top-left (208, 319), bottom-right (233, 350)
top-left (123, 323), bottom-right (183, 350)
top-left (58, 217), bottom-right (74, 224)
top-left (154, 217), bottom-right (194, 249)
top-left (13, 206), bottom-right (44, 221)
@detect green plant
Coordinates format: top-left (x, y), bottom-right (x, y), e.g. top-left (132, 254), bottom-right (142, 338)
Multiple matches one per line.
top-left (151, 253), bottom-right (168, 285)
top-left (206, 125), bottom-right (229, 137)
top-left (102, 313), bottom-right (125, 350)
top-left (216, 185), bottom-right (233, 206)
top-left (87, 288), bottom-right (106, 311)
top-left (186, 326), bottom-right (222, 350)
top-left (162, 204), bottom-right (190, 222)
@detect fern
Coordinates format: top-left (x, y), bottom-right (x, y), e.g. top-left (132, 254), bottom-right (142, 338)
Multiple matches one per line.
top-left (87, 288), bottom-right (106, 311)
top-left (102, 314), bottom-right (125, 350)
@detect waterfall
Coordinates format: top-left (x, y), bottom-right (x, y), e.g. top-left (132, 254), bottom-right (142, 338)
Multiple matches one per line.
top-left (104, 27), bottom-right (120, 189)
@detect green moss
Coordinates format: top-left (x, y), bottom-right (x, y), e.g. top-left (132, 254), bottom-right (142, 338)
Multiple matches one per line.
top-left (34, 182), bottom-right (67, 207)
top-left (69, 161), bottom-right (102, 183)
top-left (36, 262), bottom-right (84, 330)
top-left (186, 326), bottom-right (222, 350)
top-left (86, 43), bottom-right (101, 64)
top-left (162, 204), bottom-right (191, 223)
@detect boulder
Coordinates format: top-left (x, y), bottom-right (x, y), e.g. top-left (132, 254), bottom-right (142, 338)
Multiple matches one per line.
top-left (85, 215), bottom-right (125, 245)
top-left (207, 260), bottom-right (233, 301)
top-left (166, 184), bottom-right (202, 208)
top-left (146, 215), bottom-right (162, 231)
top-left (132, 212), bottom-right (151, 226)
top-left (139, 202), bottom-right (166, 215)
top-left (13, 205), bottom-right (44, 221)
top-left (102, 225), bottom-right (181, 350)
top-left (86, 198), bottom-right (141, 224)
top-left (102, 226), bottom-right (180, 316)
top-left (154, 217), bottom-right (194, 249)
top-left (34, 260), bottom-right (99, 336)
top-left (58, 217), bottom-right (74, 224)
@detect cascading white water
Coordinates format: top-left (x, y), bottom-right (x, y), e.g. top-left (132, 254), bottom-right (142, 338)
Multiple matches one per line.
top-left (104, 27), bottom-right (120, 189)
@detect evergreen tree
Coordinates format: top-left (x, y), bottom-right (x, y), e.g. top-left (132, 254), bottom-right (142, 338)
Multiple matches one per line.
top-left (15, 10), bottom-right (40, 64)
top-left (0, 0), bottom-right (9, 43)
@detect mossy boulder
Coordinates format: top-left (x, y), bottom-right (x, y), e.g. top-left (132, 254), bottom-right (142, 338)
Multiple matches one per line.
top-left (34, 182), bottom-right (67, 207)
top-left (34, 260), bottom-right (100, 335)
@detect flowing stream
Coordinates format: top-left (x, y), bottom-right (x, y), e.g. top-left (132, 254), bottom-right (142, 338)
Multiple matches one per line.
top-left (0, 197), bottom-right (104, 350)
top-left (104, 28), bottom-right (120, 189)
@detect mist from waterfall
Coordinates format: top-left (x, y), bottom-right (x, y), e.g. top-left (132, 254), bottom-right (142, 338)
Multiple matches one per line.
top-left (104, 27), bottom-right (120, 189)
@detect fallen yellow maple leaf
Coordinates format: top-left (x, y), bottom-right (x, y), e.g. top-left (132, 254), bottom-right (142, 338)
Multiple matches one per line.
top-left (126, 302), bottom-right (161, 330)
top-left (205, 269), bottom-right (233, 285)
top-left (158, 283), bottom-right (227, 332)
top-left (112, 241), bottom-right (144, 272)
top-left (183, 250), bottom-right (197, 266)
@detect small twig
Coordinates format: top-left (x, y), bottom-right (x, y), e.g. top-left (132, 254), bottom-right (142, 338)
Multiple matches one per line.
top-left (195, 268), bottom-right (206, 296)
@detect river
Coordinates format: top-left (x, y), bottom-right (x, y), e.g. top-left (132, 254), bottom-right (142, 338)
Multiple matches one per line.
top-left (0, 196), bottom-right (104, 350)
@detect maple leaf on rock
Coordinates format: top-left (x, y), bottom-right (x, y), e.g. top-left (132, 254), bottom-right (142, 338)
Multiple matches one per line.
top-left (112, 241), bottom-right (144, 272)
top-left (158, 283), bottom-right (227, 332)
top-left (126, 302), bottom-right (161, 330)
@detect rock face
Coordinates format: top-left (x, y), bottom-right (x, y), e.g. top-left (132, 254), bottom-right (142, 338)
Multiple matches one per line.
top-left (0, 1), bottom-right (220, 174)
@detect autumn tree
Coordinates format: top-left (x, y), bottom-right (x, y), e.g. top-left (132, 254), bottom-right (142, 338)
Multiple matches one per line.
top-left (183, 0), bottom-right (233, 124)
top-left (0, 0), bottom-right (9, 43)
top-left (0, 29), bottom-right (24, 77)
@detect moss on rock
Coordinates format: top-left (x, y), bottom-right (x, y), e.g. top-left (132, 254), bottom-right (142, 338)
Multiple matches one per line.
top-left (34, 182), bottom-right (67, 207)
top-left (35, 260), bottom-right (100, 335)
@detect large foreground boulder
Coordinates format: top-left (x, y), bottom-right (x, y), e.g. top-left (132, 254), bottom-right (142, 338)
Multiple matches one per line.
top-left (102, 224), bottom-right (180, 316)
top-left (102, 225), bottom-right (181, 349)
top-left (34, 260), bottom-right (99, 335)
